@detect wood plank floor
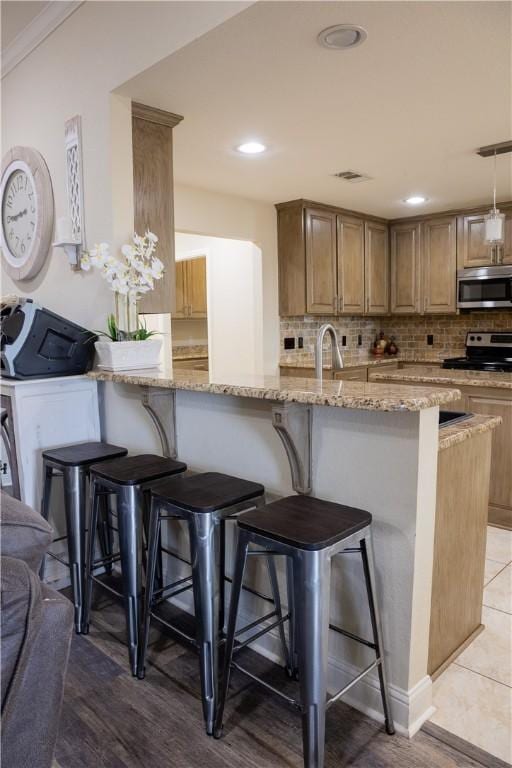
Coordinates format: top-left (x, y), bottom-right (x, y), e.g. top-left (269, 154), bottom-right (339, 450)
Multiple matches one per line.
top-left (55, 591), bottom-right (502, 768)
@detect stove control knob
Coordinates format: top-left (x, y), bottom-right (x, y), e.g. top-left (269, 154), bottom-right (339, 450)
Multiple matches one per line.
top-left (477, 336), bottom-right (482, 341)
top-left (470, 335), bottom-right (475, 341)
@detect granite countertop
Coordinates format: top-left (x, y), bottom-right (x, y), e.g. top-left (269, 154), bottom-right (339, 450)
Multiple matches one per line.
top-left (279, 351), bottom-right (451, 370)
top-left (88, 365), bottom-right (461, 412)
top-left (369, 365), bottom-right (512, 390)
top-left (438, 414), bottom-right (502, 451)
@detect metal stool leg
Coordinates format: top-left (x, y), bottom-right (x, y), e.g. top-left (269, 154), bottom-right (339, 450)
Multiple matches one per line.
top-left (188, 512), bottom-right (221, 735)
top-left (265, 555), bottom-right (292, 673)
top-left (360, 535), bottom-right (395, 735)
top-left (286, 557), bottom-right (299, 679)
top-left (98, 492), bottom-right (113, 575)
top-left (294, 549), bottom-right (331, 768)
top-left (83, 477), bottom-right (101, 633)
top-left (62, 465), bottom-right (87, 634)
top-left (138, 496), bottom-right (162, 680)
top-left (39, 462), bottom-right (53, 579)
top-left (117, 484), bottom-right (144, 677)
top-left (214, 528), bottom-right (250, 739)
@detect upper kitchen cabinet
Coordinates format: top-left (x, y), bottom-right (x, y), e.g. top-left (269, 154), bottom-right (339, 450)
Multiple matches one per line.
top-left (422, 216), bottom-right (457, 313)
top-left (458, 206), bottom-right (512, 268)
top-left (365, 221), bottom-right (389, 314)
top-left (337, 215), bottom-right (365, 314)
top-left (305, 208), bottom-right (337, 314)
top-left (174, 256), bottom-right (207, 319)
top-left (390, 221), bottom-right (421, 314)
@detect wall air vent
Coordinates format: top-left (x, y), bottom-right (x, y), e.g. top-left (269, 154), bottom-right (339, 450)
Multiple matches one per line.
top-left (333, 170), bottom-right (372, 183)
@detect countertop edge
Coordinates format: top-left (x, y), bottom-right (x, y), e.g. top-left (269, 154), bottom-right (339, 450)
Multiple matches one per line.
top-left (438, 414), bottom-right (503, 451)
top-left (370, 369), bottom-right (512, 390)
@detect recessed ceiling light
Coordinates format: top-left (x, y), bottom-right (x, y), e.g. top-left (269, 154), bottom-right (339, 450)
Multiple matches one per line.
top-left (404, 196), bottom-right (428, 205)
top-left (236, 141), bottom-right (266, 155)
top-left (318, 24), bottom-right (367, 50)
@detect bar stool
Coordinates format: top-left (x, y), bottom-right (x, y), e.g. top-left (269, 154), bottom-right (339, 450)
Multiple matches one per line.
top-left (40, 441), bottom-right (128, 633)
top-left (138, 472), bottom-right (291, 736)
top-left (215, 494), bottom-right (395, 768)
top-left (83, 454), bottom-right (187, 674)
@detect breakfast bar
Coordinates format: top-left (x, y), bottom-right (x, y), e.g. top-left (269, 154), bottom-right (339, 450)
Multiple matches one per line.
top-left (85, 364), bottom-right (502, 737)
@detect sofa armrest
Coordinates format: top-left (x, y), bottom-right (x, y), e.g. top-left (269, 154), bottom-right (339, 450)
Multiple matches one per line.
top-left (1, 491), bottom-right (52, 573)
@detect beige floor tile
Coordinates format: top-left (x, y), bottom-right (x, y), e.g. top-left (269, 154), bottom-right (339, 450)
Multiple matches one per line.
top-left (430, 664), bottom-right (512, 764)
top-left (455, 606), bottom-right (512, 687)
top-left (484, 558), bottom-right (506, 586)
top-left (483, 564), bottom-right (512, 614)
top-left (486, 527), bottom-right (512, 565)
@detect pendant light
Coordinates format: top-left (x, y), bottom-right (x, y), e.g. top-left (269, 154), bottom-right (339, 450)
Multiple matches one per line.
top-left (484, 150), bottom-right (505, 245)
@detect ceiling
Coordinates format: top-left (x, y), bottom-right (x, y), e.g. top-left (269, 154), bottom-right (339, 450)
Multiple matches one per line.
top-left (119, 1), bottom-right (512, 218)
top-left (1, 1), bottom-right (49, 49)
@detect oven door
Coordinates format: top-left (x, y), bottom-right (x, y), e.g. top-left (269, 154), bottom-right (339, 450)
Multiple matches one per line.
top-left (457, 270), bottom-right (512, 309)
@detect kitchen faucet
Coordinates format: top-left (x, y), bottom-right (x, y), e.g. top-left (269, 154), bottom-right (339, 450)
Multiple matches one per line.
top-left (315, 323), bottom-right (344, 381)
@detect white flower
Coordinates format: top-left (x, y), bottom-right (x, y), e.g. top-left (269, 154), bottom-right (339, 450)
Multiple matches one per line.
top-left (150, 257), bottom-right (164, 279)
top-left (80, 253), bottom-right (91, 271)
top-left (121, 244), bottom-right (135, 259)
top-left (146, 231), bottom-right (158, 243)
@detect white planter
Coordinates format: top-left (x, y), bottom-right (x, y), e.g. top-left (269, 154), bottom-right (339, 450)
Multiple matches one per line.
top-left (94, 338), bottom-right (162, 371)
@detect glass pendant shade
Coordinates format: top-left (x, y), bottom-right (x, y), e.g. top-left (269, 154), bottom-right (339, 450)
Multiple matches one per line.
top-left (484, 208), bottom-right (505, 245)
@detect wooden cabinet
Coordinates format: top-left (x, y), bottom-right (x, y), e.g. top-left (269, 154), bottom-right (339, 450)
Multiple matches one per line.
top-left (465, 389), bottom-right (512, 529)
top-left (459, 207), bottom-right (512, 268)
top-left (174, 257), bottom-right (207, 319)
top-left (422, 216), bottom-right (457, 313)
top-left (365, 221), bottom-right (389, 314)
top-left (337, 215), bottom-right (365, 314)
top-left (390, 221), bottom-right (421, 314)
top-left (305, 208), bottom-right (337, 314)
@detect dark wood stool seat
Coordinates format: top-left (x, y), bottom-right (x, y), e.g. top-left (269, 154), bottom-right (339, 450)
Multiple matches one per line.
top-left (42, 441), bottom-right (128, 467)
top-left (151, 472), bottom-right (265, 513)
top-left (238, 494), bottom-right (372, 551)
top-left (89, 454), bottom-right (187, 486)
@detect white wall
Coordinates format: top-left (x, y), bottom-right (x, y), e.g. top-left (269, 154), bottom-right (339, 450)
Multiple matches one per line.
top-left (174, 184), bottom-right (279, 373)
top-left (1, 1), bottom-right (251, 329)
top-left (175, 232), bottom-right (264, 377)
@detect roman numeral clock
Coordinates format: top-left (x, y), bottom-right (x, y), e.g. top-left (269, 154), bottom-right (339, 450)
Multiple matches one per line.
top-left (1, 146), bottom-right (54, 281)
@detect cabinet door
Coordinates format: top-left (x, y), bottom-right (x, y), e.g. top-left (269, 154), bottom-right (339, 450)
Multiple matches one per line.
top-left (465, 391), bottom-right (512, 529)
top-left (365, 221), bottom-right (389, 314)
top-left (422, 216), bottom-right (457, 314)
top-left (305, 209), bottom-right (337, 314)
top-left (174, 260), bottom-right (188, 318)
top-left (390, 222), bottom-right (421, 314)
top-left (460, 214), bottom-right (495, 267)
top-left (496, 207), bottom-right (512, 265)
top-left (187, 257), bottom-right (207, 318)
top-left (337, 215), bottom-right (365, 314)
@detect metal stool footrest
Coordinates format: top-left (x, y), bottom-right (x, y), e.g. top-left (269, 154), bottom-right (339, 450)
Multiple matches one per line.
top-left (325, 659), bottom-right (381, 710)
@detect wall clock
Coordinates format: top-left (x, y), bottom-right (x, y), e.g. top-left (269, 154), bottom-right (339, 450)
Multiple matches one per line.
top-left (1, 146), bottom-right (54, 281)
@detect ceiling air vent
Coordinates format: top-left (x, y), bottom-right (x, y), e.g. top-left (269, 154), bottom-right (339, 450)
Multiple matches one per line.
top-left (333, 170), bottom-right (372, 183)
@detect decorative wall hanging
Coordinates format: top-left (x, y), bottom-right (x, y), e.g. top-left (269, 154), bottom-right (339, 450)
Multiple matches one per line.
top-left (1, 146), bottom-right (54, 281)
top-left (53, 115), bottom-right (85, 269)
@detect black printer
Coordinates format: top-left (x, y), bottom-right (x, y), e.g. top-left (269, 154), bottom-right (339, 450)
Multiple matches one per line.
top-left (1, 298), bottom-right (96, 379)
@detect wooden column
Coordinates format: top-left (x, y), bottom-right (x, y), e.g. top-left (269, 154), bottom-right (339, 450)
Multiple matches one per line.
top-left (132, 102), bottom-right (183, 314)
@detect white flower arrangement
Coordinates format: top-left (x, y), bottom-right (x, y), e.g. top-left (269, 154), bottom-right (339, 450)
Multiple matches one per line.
top-left (81, 231), bottom-right (164, 298)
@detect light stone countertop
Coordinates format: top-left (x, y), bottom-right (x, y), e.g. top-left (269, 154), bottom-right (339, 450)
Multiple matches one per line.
top-left (88, 365), bottom-right (461, 412)
top-left (438, 414), bottom-right (502, 451)
top-left (279, 351), bottom-right (452, 370)
top-left (369, 365), bottom-right (512, 390)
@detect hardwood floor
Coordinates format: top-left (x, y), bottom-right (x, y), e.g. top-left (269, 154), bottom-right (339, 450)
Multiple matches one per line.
top-left (55, 591), bottom-right (504, 768)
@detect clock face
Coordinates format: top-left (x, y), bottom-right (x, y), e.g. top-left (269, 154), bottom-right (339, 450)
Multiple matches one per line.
top-left (1, 169), bottom-right (36, 262)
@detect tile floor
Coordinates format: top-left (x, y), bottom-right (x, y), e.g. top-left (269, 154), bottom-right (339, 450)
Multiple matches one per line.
top-left (430, 525), bottom-right (512, 764)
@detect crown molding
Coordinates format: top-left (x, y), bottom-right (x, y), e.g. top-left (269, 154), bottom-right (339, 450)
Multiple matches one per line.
top-left (1, 1), bottom-right (84, 79)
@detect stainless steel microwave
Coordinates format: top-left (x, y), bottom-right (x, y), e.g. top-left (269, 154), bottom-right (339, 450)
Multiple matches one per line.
top-left (457, 266), bottom-right (512, 310)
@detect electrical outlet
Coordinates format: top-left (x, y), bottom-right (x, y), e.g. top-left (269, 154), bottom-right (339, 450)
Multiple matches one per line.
top-left (341, 335), bottom-right (347, 347)
top-left (284, 337), bottom-right (295, 350)
top-left (358, 334), bottom-right (362, 347)
top-left (427, 334), bottom-right (434, 346)
top-left (298, 337), bottom-right (304, 349)
top-left (1, 463), bottom-right (6, 475)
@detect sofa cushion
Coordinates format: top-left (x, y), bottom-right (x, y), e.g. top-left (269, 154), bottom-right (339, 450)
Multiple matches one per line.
top-left (0, 492), bottom-right (52, 573)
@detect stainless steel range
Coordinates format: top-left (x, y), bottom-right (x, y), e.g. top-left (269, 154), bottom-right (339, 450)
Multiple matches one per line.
top-left (443, 330), bottom-right (512, 372)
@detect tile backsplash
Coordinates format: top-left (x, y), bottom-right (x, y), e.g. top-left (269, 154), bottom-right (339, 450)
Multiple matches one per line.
top-left (280, 311), bottom-right (512, 364)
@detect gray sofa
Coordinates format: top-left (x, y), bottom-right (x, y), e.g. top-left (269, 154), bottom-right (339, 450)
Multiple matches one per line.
top-left (1, 491), bottom-right (74, 768)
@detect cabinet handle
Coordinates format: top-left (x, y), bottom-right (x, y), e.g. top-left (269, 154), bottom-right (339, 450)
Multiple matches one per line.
top-left (338, 296), bottom-right (343, 312)
top-left (366, 296), bottom-right (369, 313)
top-left (333, 296), bottom-right (338, 314)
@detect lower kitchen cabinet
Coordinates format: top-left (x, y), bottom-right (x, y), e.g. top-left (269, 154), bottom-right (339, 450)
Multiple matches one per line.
top-left (465, 389), bottom-right (512, 529)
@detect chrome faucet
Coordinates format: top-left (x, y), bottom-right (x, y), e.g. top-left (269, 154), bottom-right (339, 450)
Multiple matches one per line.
top-left (315, 323), bottom-right (344, 380)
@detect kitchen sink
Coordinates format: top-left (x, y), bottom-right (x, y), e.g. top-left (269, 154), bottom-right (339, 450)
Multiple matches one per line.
top-left (439, 411), bottom-right (473, 428)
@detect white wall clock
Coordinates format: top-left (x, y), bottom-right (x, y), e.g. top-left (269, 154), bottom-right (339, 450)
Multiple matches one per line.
top-left (1, 146), bottom-right (54, 281)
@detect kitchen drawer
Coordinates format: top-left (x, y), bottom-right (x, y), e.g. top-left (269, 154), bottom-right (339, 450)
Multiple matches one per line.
top-left (280, 366), bottom-right (333, 380)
